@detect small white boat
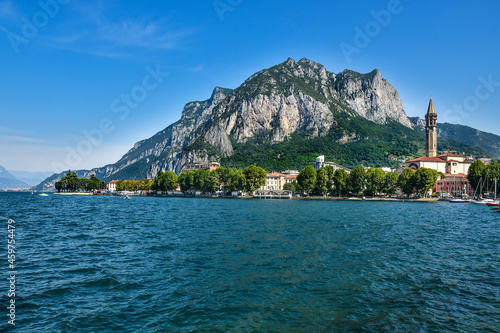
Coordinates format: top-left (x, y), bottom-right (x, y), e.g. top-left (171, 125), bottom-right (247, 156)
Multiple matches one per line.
top-left (449, 199), bottom-right (469, 203)
top-left (39, 193), bottom-right (49, 197)
top-left (470, 198), bottom-right (495, 205)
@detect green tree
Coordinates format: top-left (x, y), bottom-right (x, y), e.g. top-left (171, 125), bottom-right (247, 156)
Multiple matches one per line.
top-left (116, 180), bottom-right (126, 191)
top-left (213, 167), bottom-right (231, 185)
top-left (348, 166), bottom-right (366, 195)
top-left (242, 165), bottom-right (266, 193)
top-left (55, 181), bottom-right (63, 192)
top-left (283, 180), bottom-right (300, 192)
top-left (314, 167), bottom-right (330, 195)
top-left (88, 174), bottom-right (100, 191)
top-left (366, 168), bottom-right (386, 196)
top-left (412, 168), bottom-right (438, 197)
top-left (486, 159), bottom-right (500, 193)
top-left (163, 171), bottom-right (179, 191)
top-left (323, 165), bottom-right (335, 180)
top-left (192, 170), bottom-right (207, 191)
top-left (79, 178), bottom-right (90, 192)
top-left (203, 171), bottom-right (221, 193)
top-left (65, 171), bottom-right (79, 192)
top-left (467, 160), bottom-right (486, 195)
top-left (385, 171), bottom-right (399, 196)
top-left (154, 171), bottom-right (178, 191)
top-left (226, 169), bottom-right (245, 192)
top-left (178, 171), bottom-right (195, 192)
top-left (398, 168), bottom-right (415, 197)
top-left (333, 169), bottom-right (348, 196)
top-left (297, 166), bottom-right (316, 194)
top-left (138, 179), bottom-right (152, 191)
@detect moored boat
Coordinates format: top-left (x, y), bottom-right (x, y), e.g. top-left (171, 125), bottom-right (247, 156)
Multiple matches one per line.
top-left (449, 199), bottom-right (469, 203)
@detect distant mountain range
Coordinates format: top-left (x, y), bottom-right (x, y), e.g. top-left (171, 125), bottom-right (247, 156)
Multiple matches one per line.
top-left (35, 58), bottom-right (500, 190)
top-left (0, 166), bottom-right (55, 189)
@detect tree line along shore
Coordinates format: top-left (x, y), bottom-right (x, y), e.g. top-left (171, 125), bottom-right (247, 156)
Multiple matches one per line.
top-left (51, 160), bottom-right (500, 199)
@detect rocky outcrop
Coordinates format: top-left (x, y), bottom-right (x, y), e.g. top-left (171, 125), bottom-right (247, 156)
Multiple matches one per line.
top-left (336, 69), bottom-right (413, 127)
top-left (409, 116), bottom-right (426, 130)
top-left (205, 92), bottom-right (335, 149)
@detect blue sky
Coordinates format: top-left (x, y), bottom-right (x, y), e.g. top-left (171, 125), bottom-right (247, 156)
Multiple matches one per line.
top-left (1, 0), bottom-right (499, 172)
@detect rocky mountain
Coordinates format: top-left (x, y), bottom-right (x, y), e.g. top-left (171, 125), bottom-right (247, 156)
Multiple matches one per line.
top-left (410, 117), bottom-right (500, 158)
top-left (37, 58), bottom-right (497, 189)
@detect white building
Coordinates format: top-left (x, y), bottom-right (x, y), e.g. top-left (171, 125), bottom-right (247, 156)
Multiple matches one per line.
top-left (313, 156), bottom-right (351, 173)
top-left (406, 153), bottom-right (472, 175)
top-left (106, 180), bottom-right (118, 192)
top-left (260, 173), bottom-right (298, 191)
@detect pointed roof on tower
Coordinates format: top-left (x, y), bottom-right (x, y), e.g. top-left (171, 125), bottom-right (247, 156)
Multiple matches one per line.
top-left (427, 96), bottom-right (436, 114)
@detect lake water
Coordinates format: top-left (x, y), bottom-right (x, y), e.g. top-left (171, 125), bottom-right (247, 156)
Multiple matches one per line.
top-left (0, 193), bottom-right (499, 332)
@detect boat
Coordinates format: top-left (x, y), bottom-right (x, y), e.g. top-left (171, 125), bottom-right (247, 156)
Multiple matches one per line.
top-left (470, 198), bottom-right (496, 205)
top-left (485, 178), bottom-right (499, 206)
top-left (449, 199), bottom-right (469, 203)
top-left (39, 185), bottom-right (49, 196)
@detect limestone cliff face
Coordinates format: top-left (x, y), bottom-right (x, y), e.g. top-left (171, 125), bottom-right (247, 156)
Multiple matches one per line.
top-left (336, 69), bottom-right (413, 127)
top-left (200, 58), bottom-right (410, 157)
top-left (38, 58), bottom-right (419, 188)
top-left (204, 92), bottom-right (335, 154)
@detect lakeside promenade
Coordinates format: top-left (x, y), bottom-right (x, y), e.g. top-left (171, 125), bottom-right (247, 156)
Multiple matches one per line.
top-left (51, 192), bottom-right (440, 202)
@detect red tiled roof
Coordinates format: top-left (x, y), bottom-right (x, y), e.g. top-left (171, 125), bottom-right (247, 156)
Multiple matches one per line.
top-left (438, 153), bottom-right (463, 157)
top-left (266, 173), bottom-right (285, 178)
top-left (407, 156), bottom-right (446, 163)
top-left (444, 173), bottom-right (467, 177)
top-left (284, 175), bottom-right (297, 179)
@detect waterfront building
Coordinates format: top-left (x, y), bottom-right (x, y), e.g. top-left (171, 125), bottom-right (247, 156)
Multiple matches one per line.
top-left (106, 180), bottom-right (118, 192)
top-left (313, 155), bottom-right (351, 173)
top-left (435, 174), bottom-right (473, 196)
top-left (406, 153), bottom-right (472, 175)
top-left (260, 172), bottom-right (298, 191)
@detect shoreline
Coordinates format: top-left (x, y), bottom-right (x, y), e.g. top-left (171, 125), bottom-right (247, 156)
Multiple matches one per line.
top-left (50, 192), bottom-right (441, 202)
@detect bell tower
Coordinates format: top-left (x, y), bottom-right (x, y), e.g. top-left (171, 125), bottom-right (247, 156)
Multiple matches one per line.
top-left (425, 96), bottom-right (438, 157)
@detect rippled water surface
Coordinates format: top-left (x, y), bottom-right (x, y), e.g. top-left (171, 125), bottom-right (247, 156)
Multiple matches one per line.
top-left (1, 193), bottom-right (499, 332)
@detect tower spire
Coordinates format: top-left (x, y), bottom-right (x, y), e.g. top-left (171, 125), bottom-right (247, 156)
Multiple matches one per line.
top-left (427, 95), bottom-right (436, 114)
top-left (425, 96), bottom-right (438, 157)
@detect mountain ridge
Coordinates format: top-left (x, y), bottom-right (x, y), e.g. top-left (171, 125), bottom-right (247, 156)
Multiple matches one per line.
top-left (410, 117), bottom-right (500, 158)
top-left (35, 58), bottom-right (497, 190)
